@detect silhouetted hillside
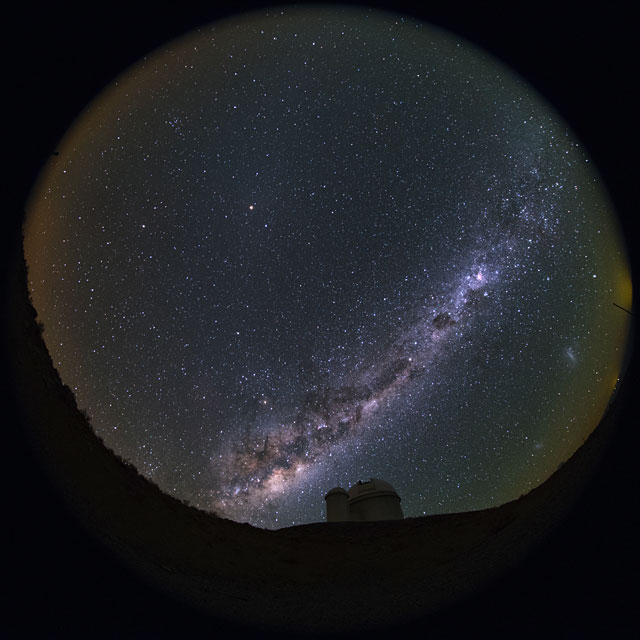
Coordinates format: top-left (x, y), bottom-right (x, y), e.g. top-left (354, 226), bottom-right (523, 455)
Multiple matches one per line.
top-left (5, 228), bottom-right (637, 636)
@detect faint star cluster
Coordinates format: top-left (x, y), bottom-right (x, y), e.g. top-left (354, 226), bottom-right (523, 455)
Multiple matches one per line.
top-left (24, 7), bottom-right (631, 528)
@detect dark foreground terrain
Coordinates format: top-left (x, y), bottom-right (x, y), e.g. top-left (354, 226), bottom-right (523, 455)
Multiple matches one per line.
top-left (4, 229), bottom-right (638, 637)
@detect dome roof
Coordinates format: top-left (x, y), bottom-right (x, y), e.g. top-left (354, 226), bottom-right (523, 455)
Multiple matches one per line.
top-left (347, 478), bottom-right (401, 503)
top-left (325, 486), bottom-right (348, 498)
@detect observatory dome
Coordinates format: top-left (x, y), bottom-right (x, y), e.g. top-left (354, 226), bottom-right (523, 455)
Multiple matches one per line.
top-left (347, 478), bottom-right (400, 502)
top-left (324, 478), bottom-right (404, 522)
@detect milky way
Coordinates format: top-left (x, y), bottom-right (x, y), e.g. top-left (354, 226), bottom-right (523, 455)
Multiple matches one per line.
top-left (212, 209), bottom-right (550, 520)
top-left (24, 7), bottom-right (631, 528)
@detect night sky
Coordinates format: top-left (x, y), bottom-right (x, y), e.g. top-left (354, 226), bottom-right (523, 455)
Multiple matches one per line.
top-left (24, 6), bottom-right (631, 529)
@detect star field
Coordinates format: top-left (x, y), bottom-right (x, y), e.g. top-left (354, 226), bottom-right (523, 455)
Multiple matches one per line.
top-left (24, 7), bottom-right (631, 528)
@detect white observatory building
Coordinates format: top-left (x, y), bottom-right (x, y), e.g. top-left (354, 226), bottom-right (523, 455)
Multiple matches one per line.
top-left (324, 478), bottom-right (404, 522)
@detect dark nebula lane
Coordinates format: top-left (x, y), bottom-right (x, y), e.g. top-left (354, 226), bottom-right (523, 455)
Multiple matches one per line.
top-left (209, 205), bottom-right (552, 521)
top-left (24, 6), bottom-right (632, 528)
